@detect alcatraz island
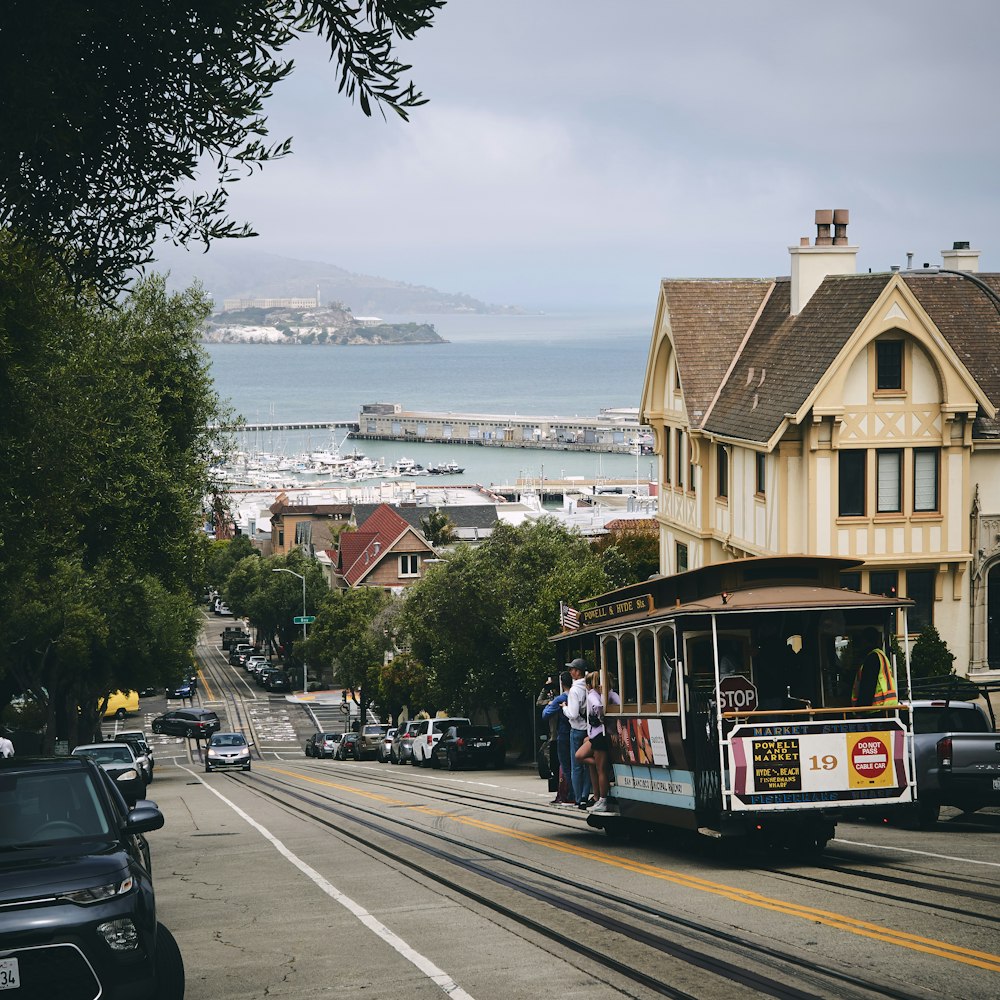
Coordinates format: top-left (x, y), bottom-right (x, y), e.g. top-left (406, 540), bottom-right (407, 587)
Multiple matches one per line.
top-left (203, 293), bottom-right (445, 346)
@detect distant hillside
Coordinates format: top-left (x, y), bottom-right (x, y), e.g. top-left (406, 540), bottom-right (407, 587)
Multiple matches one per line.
top-left (155, 244), bottom-right (519, 315)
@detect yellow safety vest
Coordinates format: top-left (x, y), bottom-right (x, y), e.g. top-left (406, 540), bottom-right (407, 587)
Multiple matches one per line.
top-left (851, 647), bottom-right (898, 707)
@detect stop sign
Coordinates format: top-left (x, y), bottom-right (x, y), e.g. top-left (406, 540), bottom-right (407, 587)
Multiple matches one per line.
top-left (718, 675), bottom-right (758, 713)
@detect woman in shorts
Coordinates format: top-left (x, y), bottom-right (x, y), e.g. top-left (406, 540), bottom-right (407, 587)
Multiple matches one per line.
top-left (578, 671), bottom-right (613, 814)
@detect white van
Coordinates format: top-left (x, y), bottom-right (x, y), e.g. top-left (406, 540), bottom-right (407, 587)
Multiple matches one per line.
top-left (411, 717), bottom-right (471, 767)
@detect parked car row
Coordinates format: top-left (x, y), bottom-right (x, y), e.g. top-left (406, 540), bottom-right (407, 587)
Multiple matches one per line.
top-left (303, 719), bottom-right (506, 771)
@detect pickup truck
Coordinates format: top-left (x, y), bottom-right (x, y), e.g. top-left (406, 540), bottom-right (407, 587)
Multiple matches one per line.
top-left (221, 625), bottom-right (250, 650)
top-left (908, 696), bottom-right (1000, 827)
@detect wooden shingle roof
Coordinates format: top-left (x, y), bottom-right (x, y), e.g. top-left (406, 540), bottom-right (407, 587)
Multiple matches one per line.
top-left (662, 279), bottom-right (774, 427)
top-left (706, 274), bottom-right (889, 443)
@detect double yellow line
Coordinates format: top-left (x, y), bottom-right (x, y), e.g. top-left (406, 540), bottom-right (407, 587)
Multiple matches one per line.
top-left (266, 766), bottom-right (1000, 973)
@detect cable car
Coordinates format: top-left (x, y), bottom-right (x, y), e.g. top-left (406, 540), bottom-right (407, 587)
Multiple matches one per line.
top-left (553, 556), bottom-right (915, 853)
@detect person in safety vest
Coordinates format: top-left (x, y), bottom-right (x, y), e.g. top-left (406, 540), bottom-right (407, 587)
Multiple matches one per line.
top-left (851, 627), bottom-right (898, 708)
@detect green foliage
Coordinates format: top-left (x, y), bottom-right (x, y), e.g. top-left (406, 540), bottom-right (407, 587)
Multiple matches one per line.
top-left (909, 624), bottom-right (956, 681)
top-left (205, 536), bottom-right (258, 589)
top-left (400, 518), bottom-right (608, 719)
top-left (591, 524), bottom-right (660, 587)
top-left (420, 510), bottom-right (456, 547)
top-left (0, 244), bottom-right (226, 748)
top-left (0, 1), bottom-right (444, 301)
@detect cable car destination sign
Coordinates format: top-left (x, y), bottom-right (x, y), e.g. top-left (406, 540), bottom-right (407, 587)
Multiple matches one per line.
top-left (581, 594), bottom-right (653, 627)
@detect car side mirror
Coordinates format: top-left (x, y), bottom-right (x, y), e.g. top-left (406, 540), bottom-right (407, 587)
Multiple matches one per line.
top-left (126, 802), bottom-right (165, 834)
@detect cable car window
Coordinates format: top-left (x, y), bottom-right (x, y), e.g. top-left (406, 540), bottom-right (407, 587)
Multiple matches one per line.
top-left (638, 631), bottom-right (656, 712)
top-left (657, 626), bottom-right (679, 710)
top-left (621, 635), bottom-right (638, 709)
top-left (602, 637), bottom-right (621, 714)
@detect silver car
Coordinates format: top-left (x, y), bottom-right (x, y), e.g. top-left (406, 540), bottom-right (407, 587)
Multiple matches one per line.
top-left (111, 730), bottom-right (154, 783)
top-left (205, 732), bottom-right (252, 773)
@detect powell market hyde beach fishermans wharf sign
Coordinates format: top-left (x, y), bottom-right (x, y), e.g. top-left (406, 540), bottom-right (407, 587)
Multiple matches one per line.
top-left (581, 594), bottom-right (653, 627)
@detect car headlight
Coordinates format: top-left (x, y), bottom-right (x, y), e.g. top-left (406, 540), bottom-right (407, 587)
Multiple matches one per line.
top-left (116, 769), bottom-right (139, 782)
top-left (97, 917), bottom-right (139, 951)
top-left (207, 749), bottom-right (219, 758)
top-left (60, 876), bottom-right (134, 906)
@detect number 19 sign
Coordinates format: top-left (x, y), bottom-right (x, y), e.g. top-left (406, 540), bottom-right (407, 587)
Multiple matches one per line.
top-left (726, 719), bottom-right (911, 812)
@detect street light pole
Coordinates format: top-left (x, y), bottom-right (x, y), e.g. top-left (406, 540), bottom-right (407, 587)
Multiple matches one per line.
top-left (272, 568), bottom-right (307, 694)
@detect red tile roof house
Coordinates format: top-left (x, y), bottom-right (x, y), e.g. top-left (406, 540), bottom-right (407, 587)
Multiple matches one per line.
top-left (328, 503), bottom-right (436, 591)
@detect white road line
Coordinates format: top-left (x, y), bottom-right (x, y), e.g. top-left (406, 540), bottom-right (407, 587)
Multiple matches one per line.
top-left (835, 838), bottom-right (1000, 868)
top-left (178, 764), bottom-right (476, 999)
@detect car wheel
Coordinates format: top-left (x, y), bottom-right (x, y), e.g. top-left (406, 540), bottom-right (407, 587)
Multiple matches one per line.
top-left (430, 751), bottom-right (440, 769)
top-left (915, 801), bottom-right (941, 829)
top-left (115, 707), bottom-right (127, 720)
top-left (205, 766), bottom-right (212, 773)
top-left (244, 763), bottom-right (251, 772)
top-left (153, 922), bottom-right (185, 1000)
top-left (448, 751), bottom-right (459, 772)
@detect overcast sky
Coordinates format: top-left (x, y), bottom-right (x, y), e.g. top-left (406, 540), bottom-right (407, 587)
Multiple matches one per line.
top-left (177, 1), bottom-right (1000, 310)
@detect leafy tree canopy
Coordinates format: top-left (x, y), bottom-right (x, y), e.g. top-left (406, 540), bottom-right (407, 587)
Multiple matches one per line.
top-left (0, 242), bottom-right (226, 747)
top-left (0, 1), bottom-right (444, 300)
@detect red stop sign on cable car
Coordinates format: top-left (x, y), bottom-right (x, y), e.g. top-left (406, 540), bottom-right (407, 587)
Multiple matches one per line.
top-left (718, 675), bottom-right (758, 713)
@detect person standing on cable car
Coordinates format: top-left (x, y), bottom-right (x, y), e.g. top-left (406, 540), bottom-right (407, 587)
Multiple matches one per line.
top-left (562, 658), bottom-right (592, 809)
top-left (851, 628), bottom-right (898, 708)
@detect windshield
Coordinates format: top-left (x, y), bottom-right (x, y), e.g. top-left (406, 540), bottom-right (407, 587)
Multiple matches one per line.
top-left (210, 734), bottom-right (246, 747)
top-left (0, 770), bottom-right (112, 847)
top-left (74, 746), bottom-right (133, 765)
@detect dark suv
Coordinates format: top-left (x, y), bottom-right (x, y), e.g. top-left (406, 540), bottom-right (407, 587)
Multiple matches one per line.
top-left (0, 755), bottom-right (183, 998)
top-left (151, 707), bottom-right (220, 739)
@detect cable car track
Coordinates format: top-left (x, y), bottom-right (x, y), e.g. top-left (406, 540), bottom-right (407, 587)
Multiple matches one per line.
top-left (203, 766), bottom-right (958, 1000)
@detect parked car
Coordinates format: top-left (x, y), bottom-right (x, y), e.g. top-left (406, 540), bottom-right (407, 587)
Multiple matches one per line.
top-left (215, 601), bottom-right (233, 616)
top-left (152, 708), bottom-right (221, 740)
top-left (430, 725), bottom-right (506, 770)
top-left (907, 698), bottom-right (1000, 827)
top-left (70, 742), bottom-right (146, 806)
top-left (0, 755), bottom-right (182, 999)
top-left (356, 724), bottom-right (389, 761)
top-left (221, 625), bottom-right (250, 650)
top-left (376, 728), bottom-right (398, 762)
top-left (165, 679), bottom-right (194, 700)
top-left (390, 720), bottom-right (423, 764)
top-left (264, 669), bottom-right (292, 693)
top-left (101, 689), bottom-right (139, 720)
top-left (111, 730), bottom-right (154, 783)
top-left (411, 717), bottom-right (472, 767)
top-left (304, 733), bottom-right (341, 759)
top-left (336, 732), bottom-right (360, 760)
top-left (256, 667), bottom-right (280, 688)
top-left (205, 732), bottom-right (252, 773)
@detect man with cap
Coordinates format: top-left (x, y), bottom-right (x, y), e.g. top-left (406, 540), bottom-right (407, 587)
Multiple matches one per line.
top-left (562, 657), bottom-right (592, 808)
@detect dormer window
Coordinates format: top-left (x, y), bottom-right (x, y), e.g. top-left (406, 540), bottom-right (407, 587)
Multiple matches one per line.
top-left (399, 554), bottom-right (420, 577)
top-left (876, 340), bottom-right (903, 390)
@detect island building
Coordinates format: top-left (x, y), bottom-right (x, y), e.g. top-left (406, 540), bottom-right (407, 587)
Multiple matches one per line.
top-left (221, 285), bottom-right (321, 311)
top-left (640, 210), bottom-right (1000, 677)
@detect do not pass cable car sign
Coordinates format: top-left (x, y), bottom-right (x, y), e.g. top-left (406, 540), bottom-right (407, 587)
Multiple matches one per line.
top-left (718, 675), bottom-right (758, 713)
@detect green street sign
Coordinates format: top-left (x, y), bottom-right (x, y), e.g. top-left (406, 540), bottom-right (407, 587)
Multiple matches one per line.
top-left (293, 615), bottom-right (316, 624)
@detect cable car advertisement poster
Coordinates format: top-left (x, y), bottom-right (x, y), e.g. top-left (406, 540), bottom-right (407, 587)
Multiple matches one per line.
top-left (727, 719), bottom-right (911, 810)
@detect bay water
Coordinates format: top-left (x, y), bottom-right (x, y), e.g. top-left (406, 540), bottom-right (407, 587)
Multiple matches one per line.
top-left (204, 309), bottom-right (657, 486)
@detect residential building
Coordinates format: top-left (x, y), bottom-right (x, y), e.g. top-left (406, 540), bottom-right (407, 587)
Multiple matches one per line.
top-left (268, 494), bottom-right (352, 557)
top-left (328, 503), bottom-right (436, 591)
top-left (640, 210), bottom-right (1000, 675)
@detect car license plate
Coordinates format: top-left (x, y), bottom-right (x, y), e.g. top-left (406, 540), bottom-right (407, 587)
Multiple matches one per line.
top-left (993, 777), bottom-right (1000, 791)
top-left (473, 741), bottom-right (487, 747)
top-left (0, 957), bottom-right (19, 991)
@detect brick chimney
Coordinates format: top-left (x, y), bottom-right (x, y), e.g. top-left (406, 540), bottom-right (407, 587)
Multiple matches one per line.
top-left (941, 240), bottom-right (980, 273)
top-left (788, 209), bottom-right (859, 315)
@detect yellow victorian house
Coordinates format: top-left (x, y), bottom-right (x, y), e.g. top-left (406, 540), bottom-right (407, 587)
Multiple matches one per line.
top-left (640, 211), bottom-right (1000, 677)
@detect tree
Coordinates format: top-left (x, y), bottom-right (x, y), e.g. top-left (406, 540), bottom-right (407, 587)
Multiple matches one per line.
top-left (590, 521), bottom-right (660, 587)
top-left (304, 588), bottom-right (391, 710)
top-left (0, 1), bottom-right (444, 301)
top-left (205, 535), bottom-right (259, 591)
top-left (910, 624), bottom-right (956, 681)
top-left (420, 510), bottom-right (456, 548)
top-left (0, 242), bottom-right (226, 749)
top-left (401, 518), bottom-right (608, 742)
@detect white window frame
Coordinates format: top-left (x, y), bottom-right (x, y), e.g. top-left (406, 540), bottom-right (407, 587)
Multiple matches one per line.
top-left (399, 554), bottom-right (420, 577)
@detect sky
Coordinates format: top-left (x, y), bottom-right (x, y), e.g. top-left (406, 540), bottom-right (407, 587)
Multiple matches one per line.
top-left (163, 1), bottom-right (1000, 310)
